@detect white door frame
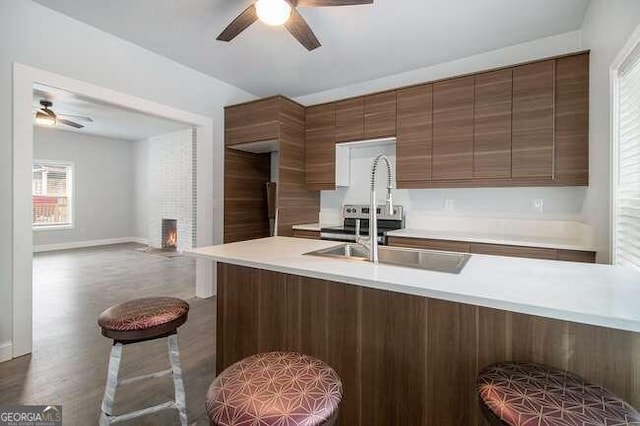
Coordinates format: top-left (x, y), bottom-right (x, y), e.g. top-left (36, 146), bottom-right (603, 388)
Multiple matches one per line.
top-left (12, 63), bottom-right (216, 358)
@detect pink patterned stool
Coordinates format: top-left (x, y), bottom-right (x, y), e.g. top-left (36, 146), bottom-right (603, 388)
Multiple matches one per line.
top-left (477, 362), bottom-right (640, 426)
top-left (97, 297), bottom-right (190, 426)
top-left (206, 352), bottom-right (343, 426)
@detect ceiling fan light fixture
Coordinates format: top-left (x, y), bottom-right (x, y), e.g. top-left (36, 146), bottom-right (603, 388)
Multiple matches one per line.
top-left (35, 110), bottom-right (56, 126)
top-left (256, 0), bottom-right (292, 26)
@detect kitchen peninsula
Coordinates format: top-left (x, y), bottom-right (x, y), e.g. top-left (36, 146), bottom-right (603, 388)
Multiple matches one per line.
top-left (189, 237), bottom-right (640, 426)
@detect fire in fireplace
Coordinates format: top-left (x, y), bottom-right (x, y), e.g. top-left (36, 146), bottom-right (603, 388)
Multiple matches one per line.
top-left (162, 219), bottom-right (178, 250)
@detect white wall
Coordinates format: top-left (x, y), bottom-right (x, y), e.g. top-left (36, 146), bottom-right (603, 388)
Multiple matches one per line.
top-left (33, 127), bottom-right (135, 247)
top-left (324, 144), bottom-right (587, 222)
top-left (1, 0), bottom-right (255, 354)
top-left (580, 0), bottom-right (640, 263)
top-left (134, 137), bottom-right (150, 241)
top-left (134, 128), bottom-right (196, 252)
top-left (294, 31), bottom-right (583, 105)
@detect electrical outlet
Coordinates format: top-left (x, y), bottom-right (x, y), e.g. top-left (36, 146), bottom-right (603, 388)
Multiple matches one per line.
top-left (444, 198), bottom-right (455, 212)
top-left (533, 198), bottom-right (544, 213)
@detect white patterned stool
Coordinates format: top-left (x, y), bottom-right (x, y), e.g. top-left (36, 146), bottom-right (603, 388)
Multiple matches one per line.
top-left (97, 297), bottom-right (189, 426)
top-left (477, 361), bottom-right (640, 426)
top-left (206, 352), bottom-right (343, 426)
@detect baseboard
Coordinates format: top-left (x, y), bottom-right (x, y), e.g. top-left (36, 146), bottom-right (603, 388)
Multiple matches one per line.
top-left (0, 341), bottom-right (12, 362)
top-left (33, 237), bottom-right (146, 253)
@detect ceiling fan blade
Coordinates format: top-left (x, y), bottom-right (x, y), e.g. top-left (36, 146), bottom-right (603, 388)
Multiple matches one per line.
top-left (216, 4), bottom-right (258, 42)
top-left (58, 119), bottom-right (84, 129)
top-left (57, 114), bottom-right (94, 123)
top-left (39, 108), bottom-right (56, 118)
top-left (284, 8), bottom-right (321, 51)
top-left (296, 0), bottom-right (372, 6)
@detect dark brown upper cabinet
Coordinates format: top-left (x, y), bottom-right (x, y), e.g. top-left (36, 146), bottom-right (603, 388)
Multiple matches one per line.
top-left (554, 53), bottom-right (589, 185)
top-left (512, 60), bottom-right (555, 179)
top-left (432, 76), bottom-right (475, 180)
top-left (474, 69), bottom-right (513, 179)
top-left (226, 52), bottom-right (589, 193)
top-left (396, 84), bottom-right (433, 186)
top-left (335, 97), bottom-right (365, 143)
top-left (364, 91), bottom-right (397, 139)
top-left (225, 97), bottom-right (280, 146)
top-left (305, 103), bottom-right (336, 190)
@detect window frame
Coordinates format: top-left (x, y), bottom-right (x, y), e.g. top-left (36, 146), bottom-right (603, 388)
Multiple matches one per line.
top-left (32, 159), bottom-right (75, 231)
top-left (611, 23), bottom-right (640, 266)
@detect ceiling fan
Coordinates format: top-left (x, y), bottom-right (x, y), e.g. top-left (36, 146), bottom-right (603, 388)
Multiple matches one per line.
top-left (217, 0), bottom-right (373, 51)
top-left (33, 100), bottom-right (94, 129)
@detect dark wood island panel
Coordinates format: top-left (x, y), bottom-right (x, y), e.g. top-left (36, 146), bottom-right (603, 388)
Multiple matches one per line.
top-left (216, 263), bottom-right (640, 426)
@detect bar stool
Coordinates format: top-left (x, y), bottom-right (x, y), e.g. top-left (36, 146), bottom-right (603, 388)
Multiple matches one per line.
top-left (477, 361), bottom-right (640, 426)
top-left (206, 352), bottom-right (343, 426)
top-left (97, 297), bottom-right (190, 426)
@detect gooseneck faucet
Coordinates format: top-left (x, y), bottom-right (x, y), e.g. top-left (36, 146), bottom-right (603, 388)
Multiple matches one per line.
top-left (356, 153), bottom-right (394, 263)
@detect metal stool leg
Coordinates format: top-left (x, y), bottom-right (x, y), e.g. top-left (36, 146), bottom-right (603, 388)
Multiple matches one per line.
top-left (100, 343), bottom-right (123, 426)
top-left (168, 333), bottom-right (188, 426)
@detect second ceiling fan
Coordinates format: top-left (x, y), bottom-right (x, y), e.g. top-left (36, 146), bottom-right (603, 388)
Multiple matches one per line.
top-left (217, 0), bottom-right (373, 51)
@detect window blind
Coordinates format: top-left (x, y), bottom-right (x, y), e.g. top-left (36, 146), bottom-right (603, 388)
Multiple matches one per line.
top-left (615, 47), bottom-right (640, 269)
top-left (32, 161), bottom-right (73, 227)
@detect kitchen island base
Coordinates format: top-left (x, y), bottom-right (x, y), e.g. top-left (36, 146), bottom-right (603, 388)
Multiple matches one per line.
top-left (216, 262), bottom-right (640, 426)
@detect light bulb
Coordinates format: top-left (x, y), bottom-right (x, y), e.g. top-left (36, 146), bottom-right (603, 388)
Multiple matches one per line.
top-left (35, 111), bottom-right (56, 126)
top-left (256, 0), bottom-right (292, 26)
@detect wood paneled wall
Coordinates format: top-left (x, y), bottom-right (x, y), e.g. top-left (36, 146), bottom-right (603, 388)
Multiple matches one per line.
top-left (217, 263), bottom-right (640, 426)
top-left (223, 149), bottom-right (271, 243)
top-left (224, 96), bottom-right (320, 242)
top-left (276, 98), bottom-right (319, 237)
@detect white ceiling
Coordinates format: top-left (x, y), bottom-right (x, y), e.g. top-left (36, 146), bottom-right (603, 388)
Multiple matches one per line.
top-left (32, 0), bottom-right (591, 97)
top-left (33, 84), bottom-right (191, 141)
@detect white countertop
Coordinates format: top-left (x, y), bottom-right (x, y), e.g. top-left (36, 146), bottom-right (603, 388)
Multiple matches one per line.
top-left (188, 237), bottom-right (640, 333)
top-left (387, 228), bottom-right (596, 251)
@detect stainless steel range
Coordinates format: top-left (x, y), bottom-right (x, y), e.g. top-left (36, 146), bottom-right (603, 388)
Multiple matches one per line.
top-left (320, 204), bottom-right (404, 245)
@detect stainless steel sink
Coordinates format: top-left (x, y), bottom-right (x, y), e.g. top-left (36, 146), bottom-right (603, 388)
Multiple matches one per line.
top-left (305, 244), bottom-right (470, 274)
top-left (306, 244), bottom-right (370, 260)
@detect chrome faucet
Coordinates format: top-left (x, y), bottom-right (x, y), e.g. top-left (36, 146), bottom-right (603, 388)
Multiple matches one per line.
top-left (355, 153), bottom-right (394, 263)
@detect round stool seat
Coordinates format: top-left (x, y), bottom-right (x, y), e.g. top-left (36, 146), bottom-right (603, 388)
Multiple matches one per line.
top-left (206, 352), bottom-right (343, 426)
top-left (477, 362), bottom-right (640, 426)
top-left (98, 297), bottom-right (189, 341)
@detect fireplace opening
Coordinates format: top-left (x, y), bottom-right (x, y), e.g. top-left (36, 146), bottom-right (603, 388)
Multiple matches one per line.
top-left (162, 219), bottom-right (178, 250)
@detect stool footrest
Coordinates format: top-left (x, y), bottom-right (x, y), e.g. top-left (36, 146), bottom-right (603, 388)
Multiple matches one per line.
top-left (107, 401), bottom-right (176, 424)
top-left (118, 368), bottom-right (173, 386)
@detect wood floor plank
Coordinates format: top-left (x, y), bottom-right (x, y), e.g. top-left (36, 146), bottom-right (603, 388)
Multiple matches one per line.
top-left (0, 243), bottom-right (213, 425)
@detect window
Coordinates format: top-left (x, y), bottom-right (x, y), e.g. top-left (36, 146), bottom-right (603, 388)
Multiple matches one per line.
top-left (32, 161), bottom-right (73, 228)
top-left (614, 43), bottom-right (640, 269)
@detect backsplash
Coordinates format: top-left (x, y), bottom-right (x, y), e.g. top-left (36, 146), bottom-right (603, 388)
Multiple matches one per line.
top-left (319, 143), bottom-right (590, 238)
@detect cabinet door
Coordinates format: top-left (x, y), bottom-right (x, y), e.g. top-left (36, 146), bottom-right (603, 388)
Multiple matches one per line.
top-left (512, 61), bottom-right (555, 179)
top-left (396, 85), bottom-right (432, 185)
top-left (432, 76), bottom-right (475, 180)
top-left (555, 53), bottom-right (589, 185)
top-left (474, 69), bottom-right (512, 179)
top-left (365, 91), bottom-right (397, 139)
top-left (335, 97), bottom-right (365, 142)
top-left (305, 104), bottom-right (336, 189)
top-left (225, 98), bottom-right (280, 145)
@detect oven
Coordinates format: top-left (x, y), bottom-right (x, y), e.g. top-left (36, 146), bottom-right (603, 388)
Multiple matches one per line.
top-left (320, 204), bottom-right (404, 245)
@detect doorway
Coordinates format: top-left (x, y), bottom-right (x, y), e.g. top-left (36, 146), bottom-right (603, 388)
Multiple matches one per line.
top-left (12, 64), bottom-right (216, 359)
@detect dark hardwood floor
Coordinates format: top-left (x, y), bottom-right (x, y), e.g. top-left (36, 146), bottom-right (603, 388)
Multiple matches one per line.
top-left (0, 243), bottom-right (216, 425)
